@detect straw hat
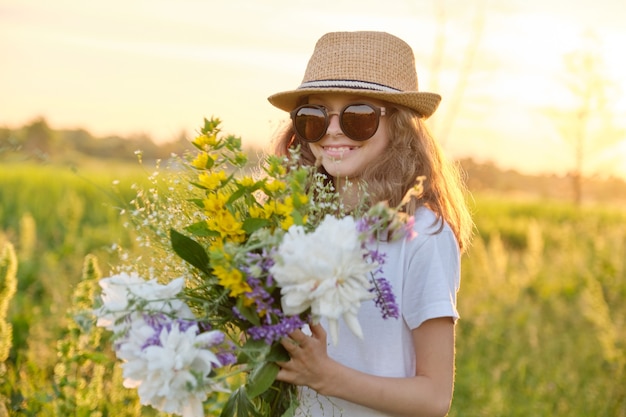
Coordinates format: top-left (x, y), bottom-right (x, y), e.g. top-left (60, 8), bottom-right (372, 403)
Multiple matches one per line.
top-left (268, 31), bottom-right (441, 118)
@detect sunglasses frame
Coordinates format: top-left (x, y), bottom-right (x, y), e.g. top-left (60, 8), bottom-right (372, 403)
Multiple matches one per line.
top-left (290, 102), bottom-right (386, 143)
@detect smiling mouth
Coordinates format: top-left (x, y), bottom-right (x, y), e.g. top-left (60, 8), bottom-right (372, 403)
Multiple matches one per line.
top-left (323, 146), bottom-right (357, 158)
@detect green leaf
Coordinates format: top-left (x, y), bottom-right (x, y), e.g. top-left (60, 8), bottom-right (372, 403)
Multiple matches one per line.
top-left (246, 361), bottom-right (280, 399)
top-left (238, 338), bottom-right (271, 364)
top-left (242, 217), bottom-right (270, 234)
top-left (233, 151), bottom-right (248, 167)
top-left (236, 297), bottom-right (261, 326)
top-left (267, 342), bottom-right (290, 362)
top-left (170, 229), bottom-right (210, 275)
top-left (237, 338), bottom-right (273, 365)
top-left (188, 197), bottom-right (204, 208)
top-left (291, 209), bottom-right (305, 227)
top-left (202, 117), bottom-right (221, 135)
top-left (226, 186), bottom-right (248, 205)
top-left (280, 394), bottom-right (299, 417)
top-left (219, 387), bottom-right (238, 417)
top-left (220, 386), bottom-right (262, 417)
top-left (184, 221), bottom-right (220, 238)
top-left (225, 134), bottom-right (242, 150)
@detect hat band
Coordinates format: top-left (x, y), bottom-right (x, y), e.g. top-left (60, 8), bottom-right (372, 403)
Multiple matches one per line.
top-left (298, 79), bottom-right (401, 93)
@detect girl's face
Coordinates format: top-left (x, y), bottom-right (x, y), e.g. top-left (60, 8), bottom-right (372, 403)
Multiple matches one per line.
top-left (306, 94), bottom-right (390, 181)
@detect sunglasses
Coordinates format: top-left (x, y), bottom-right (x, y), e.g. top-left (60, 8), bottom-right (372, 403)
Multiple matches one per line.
top-left (290, 103), bottom-right (387, 143)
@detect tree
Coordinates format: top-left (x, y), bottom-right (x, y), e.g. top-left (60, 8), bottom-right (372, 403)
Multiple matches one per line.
top-left (549, 33), bottom-right (625, 205)
top-left (423, 0), bottom-right (485, 147)
top-left (22, 117), bottom-right (55, 157)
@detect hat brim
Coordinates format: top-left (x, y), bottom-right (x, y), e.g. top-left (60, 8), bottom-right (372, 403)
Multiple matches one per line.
top-left (268, 88), bottom-right (442, 118)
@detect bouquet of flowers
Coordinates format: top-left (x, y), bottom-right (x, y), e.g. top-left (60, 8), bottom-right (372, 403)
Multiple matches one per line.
top-left (94, 118), bottom-right (418, 417)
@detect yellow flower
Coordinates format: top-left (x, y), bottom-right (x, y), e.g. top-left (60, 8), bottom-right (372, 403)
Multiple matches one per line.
top-left (296, 192), bottom-right (308, 205)
top-left (192, 133), bottom-right (218, 148)
top-left (267, 163), bottom-right (286, 177)
top-left (260, 201), bottom-right (277, 218)
top-left (208, 210), bottom-right (245, 242)
top-left (203, 192), bottom-right (229, 214)
top-left (264, 180), bottom-right (286, 193)
top-left (241, 295), bottom-right (257, 308)
top-left (280, 215), bottom-right (295, 230)
top-left (237, 176), bottom-right (256, 188)
top-left (209, 237), bottom-right (224, 250)
top-left (191, 152), bottom-right (210, 169)
top-left (212, 265), bottom-right (251, 298)
top-left (275, 200), bottom-right (293, 217)
top-left (248, 205), bottom-right (266, 219)
top-left (198, 171), bottom-right (228, 190)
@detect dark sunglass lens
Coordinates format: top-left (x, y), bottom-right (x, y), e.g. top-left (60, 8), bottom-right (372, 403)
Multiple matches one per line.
top-left (294, 107), bottom-right (326, 142)
top-left (342, 104), bottom-right (378, 140)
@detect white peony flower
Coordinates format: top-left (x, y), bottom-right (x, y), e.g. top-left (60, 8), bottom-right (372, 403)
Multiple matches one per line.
top-left (120, 320), bottom-right (227, 417)
top-left (270, 215), bottom-right (376, 344)
top-left (94, 273), bottom-right (192, 333)
top-left (114, 314), bottom-right (161, 364)
top-left (94, 272), bottom-right (236, 416)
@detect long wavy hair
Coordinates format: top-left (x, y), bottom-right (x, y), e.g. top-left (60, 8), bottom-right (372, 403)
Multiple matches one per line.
top-left (273, 105), bottom-right (473, 252)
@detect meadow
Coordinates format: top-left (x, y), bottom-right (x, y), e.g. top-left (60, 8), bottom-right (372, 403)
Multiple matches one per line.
top-left (0, 161), bottom-right (624, 416)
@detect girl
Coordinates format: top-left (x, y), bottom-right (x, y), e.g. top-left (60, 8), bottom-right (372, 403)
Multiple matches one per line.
top-left (268, 31), bottom-right (473, 417)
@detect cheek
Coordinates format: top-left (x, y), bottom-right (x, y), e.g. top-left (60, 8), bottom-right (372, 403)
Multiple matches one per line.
top-left (371, 132), bottom-right (390, 153)
top-left (309, 143), bottom-right (323, 159)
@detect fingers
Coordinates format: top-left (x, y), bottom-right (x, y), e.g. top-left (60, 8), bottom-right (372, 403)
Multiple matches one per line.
top-left (279, 324), bottom-right (327, 360)
top-left (309, 322), bottom-right (327, 341)
top-left (282, 324), bottom-right (326, 350)
top-left (276, 337), bottom-right (299, 383)
top-left (289, 328), bottom-right (309, 344)
top-left (275, 338), bottom-right (308, 385)
top-left (276, 365), bottom-right (296, 383)
top-left (280, 336), bottom-right (300, 355)
top-left (275, 324), bottom-right (332, 387)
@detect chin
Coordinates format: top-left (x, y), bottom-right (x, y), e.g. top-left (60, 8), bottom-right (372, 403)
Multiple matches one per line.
top-left (322, 163), bottom-right (358, 179)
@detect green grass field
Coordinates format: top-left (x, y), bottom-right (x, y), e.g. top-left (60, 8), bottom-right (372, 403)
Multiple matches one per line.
top-left (1, 162), bottom-right (624, 416)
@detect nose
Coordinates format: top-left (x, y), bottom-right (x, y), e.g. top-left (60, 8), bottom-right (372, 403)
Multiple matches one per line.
top-left (326, 112), bottom-right (342, 137)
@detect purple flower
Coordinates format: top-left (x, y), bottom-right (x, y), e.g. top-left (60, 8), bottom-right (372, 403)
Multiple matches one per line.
top-left (356, 216), bottom-right (381, 244)
top-left (215, 338), bottom-right (237, 366)
top-left (141, 314), bottom-right (196, 349)
top-left (368, 249), bottom-right (387, 270)
top-left (370, 277), bottom-right (399, 320)
top-left (217, 351), bottom-right (237, 366)
top-left (248, 315), bottom-right (305, 344)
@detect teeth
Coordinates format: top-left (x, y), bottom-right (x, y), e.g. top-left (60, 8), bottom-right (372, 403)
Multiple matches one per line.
top-left (325, 146), bottom-right (352, 152)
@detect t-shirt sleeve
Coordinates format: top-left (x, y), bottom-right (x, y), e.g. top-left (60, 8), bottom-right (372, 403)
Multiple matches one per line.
top-left (402, 221), bottom-right (461, 330)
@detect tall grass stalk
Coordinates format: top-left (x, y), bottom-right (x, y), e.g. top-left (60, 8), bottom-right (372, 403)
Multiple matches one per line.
top-left (0, 242), bottom-right (18, 416)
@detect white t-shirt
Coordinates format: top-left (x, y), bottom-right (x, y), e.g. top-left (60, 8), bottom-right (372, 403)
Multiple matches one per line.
top-left (296, 206), bottom-right (461, 417)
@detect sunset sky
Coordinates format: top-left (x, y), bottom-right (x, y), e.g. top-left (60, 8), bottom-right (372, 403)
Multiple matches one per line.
top-left (2, 0), bottom-right (626, 178)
